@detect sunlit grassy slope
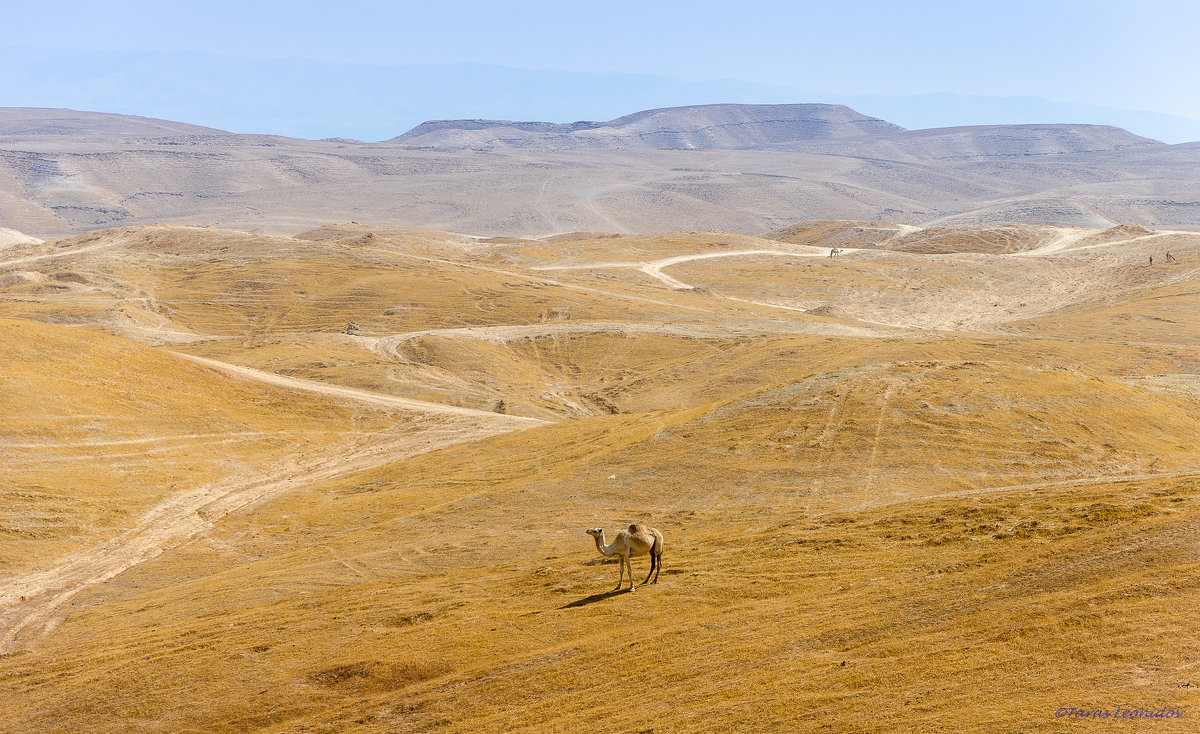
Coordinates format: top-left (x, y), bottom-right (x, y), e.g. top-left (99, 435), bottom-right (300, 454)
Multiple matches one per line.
top-left (2, 222), bottom-right (1200, 732)
top-left (3, 380), bottom-right (1197, 732)
top-left (0, 317), bottom-right (411, 574)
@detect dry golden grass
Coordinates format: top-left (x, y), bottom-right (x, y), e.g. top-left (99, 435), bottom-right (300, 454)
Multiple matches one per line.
top-left (669, 232), bottom-right (1200, 332)
top-left (0, 317), bottom-right (414, 574)
top-left (1013, 276), bottom-right (1200, 348)
top-left (2, 397), bottom-right (1196, 732)
top-left (2, 222), bottom-right (1200, 732)
top-left (476, 231), bottom-right (797, 269)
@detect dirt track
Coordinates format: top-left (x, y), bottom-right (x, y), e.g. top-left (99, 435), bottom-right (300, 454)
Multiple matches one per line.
top-left (171, 353), bottom-right (547, 425)
top-left (0, 355), bottom-right (546, 654)
top-left (533, 247), bottom-right (840, 289)
top-left (363, 246), bottom-right (712, 312)
top-left (0, 233), bottom-right (128, 268)
top-left (365, 318), bottom-right (886, 360)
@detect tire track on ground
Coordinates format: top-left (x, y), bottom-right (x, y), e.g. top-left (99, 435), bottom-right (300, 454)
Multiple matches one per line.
top-left (0, 356), bottom-right (547, 654)
top-left (817, 470), bottom-right (1200, 518)
top-left (170, 353), bottom-right (547, 426)
top-left (0, 237), bottom-right (127, 269)
top-left (363, 321), bottom-right (805, 360)
top-left (533, 247), bottom-right (844, 290)
top-left (362, 247), bottom-right (711, 313)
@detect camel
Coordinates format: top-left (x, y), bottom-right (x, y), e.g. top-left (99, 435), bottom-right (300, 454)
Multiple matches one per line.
top-left (586, 524), bottom-right (663, 591)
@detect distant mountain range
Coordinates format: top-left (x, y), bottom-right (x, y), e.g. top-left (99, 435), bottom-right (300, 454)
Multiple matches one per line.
top-left (1, 104), bottom-right (1198, 238)
top-left (3, 48), bottom-right (1200, 144)
top-left (392, 104), bottom-right (904, 149)
top-left (391, 103), bottom-right (1159, 157)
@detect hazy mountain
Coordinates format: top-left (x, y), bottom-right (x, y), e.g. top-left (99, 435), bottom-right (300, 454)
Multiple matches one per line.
top-left (3, 47), bottom-right (1200, 144)
top-left (835, 93), bottom-right (1200, 148)
top-left (1, 105), bottom-right (1198, 238)
top-left (0, 107), bottom-right (228, 138)
top-left (392, 104), bottom-right (904, 149)
top-left (781, 123), bottom-right (1160, 160)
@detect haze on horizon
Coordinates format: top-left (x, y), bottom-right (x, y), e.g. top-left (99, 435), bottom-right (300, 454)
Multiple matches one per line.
top-left (3, 0), bottom-right (1200, 142)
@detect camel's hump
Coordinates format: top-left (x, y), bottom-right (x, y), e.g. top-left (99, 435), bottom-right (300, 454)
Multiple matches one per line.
top-left (628, 523), bottom-right (646, 533)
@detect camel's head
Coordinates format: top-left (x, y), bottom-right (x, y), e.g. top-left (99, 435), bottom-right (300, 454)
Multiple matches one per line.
top-left (585, 527), bottom-right (603, 537)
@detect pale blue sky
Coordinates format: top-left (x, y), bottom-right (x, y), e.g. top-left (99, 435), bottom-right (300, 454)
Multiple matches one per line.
top-left (4, 0), bottom-right (1199, 125)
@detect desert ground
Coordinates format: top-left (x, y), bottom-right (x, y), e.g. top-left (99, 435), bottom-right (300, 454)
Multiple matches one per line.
top-left (1, 219), bottom-right (1199, 732)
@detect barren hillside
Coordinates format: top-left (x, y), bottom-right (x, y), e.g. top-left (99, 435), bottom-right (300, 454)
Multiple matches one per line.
top-left (1, 220), bottom-right (1199, 731)
top-left (782, 123), bottom-right (1159, 159)
top-left (391, 103), bottom-right (905, 149)
top-left (2, 105), bottom-right (1199, 239)
top-left (0, 107), bottom-right (230, 138)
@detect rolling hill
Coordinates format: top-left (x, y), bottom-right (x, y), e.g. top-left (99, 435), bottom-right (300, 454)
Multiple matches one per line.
top-left (1, 105), bottom-right (1199, 239)
top-left (2, 219), bottom-right (1199, 731)
top-left (781, 122), bottom-right (1159, 159)
top-left (390, 103), bottom-right (906, 149)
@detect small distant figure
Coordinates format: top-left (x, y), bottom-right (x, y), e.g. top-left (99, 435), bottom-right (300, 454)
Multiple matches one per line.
top-left (829, 247), bottom-right (841, 258)
top-left (1166, 251), bottom-right (1177, 263)
top-left (1149, 255), bottom-right (1154, 266)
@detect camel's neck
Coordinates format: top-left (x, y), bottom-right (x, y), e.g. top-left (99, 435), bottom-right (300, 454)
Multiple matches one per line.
top-left (592, 532), bottom-right (618, 556)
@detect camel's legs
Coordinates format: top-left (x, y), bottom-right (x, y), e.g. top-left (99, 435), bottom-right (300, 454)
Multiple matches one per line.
top-left (615, 553), bottom-right (626, 590)
top-left (627, 556), bottom-right (636, 591)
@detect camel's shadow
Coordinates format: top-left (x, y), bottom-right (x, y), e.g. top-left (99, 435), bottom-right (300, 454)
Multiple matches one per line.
top-left (557, 588), bottom-right (629, 609)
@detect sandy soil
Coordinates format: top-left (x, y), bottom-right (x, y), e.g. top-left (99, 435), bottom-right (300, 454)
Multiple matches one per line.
top-left (1010, 226), bottom-right (1093, 255)
top-left (0, 353), bottom-right (545, 653)
top-left (0, 227), bottom-right (42, 251)
top-left (0, 230), bottom-right (129, 267)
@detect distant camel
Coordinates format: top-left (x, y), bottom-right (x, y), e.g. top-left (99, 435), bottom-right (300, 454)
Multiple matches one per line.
top-left (586, 524), bottom-right (663, 591)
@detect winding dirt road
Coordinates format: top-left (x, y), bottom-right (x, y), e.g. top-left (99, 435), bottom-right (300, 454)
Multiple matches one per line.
top-left (527, 247), bottom-right (897, 327)
top-left (0, 355), bottom-right (546, 654)
top-left (171, 353), bottom-right (546, 425)
top-left (534, 247), bottom-right (842, 290)
top-left (362, 247), bottom-right (712, 313)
